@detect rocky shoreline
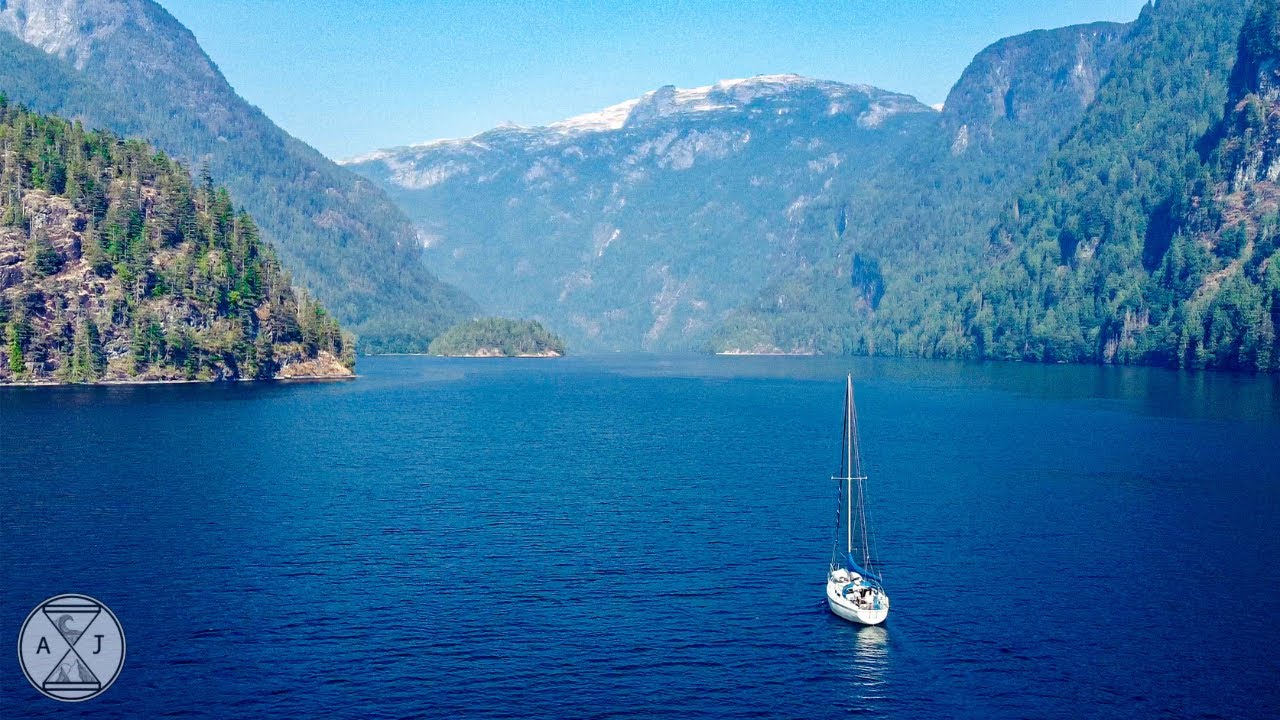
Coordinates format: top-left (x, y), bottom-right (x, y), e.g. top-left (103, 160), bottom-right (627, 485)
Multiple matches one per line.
top-left (715, 347), bottom-right (817, 356)
top-left (1, 373), bottom-right (355, 387)
top-left (1, 352), bottom-right (355, 386)
top-left (443, 347), bottom-right (563, 358)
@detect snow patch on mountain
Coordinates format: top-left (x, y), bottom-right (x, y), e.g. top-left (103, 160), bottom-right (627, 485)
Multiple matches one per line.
top-left (381, 156), bottom-right (470, 189)
top-left (341, 137), bottom-right (473, 166)
top-left (858, 95), bottom-right (933, 128)
top-left (593, 226), bottom-right (621, 257)
top-left (550, 98), bottom-right (640, 133)
top-left (551, 74), bottom-right (829, 133)
top-left (808, 153), bottom-right (842, 173)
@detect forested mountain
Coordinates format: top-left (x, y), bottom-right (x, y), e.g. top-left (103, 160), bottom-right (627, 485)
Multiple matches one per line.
top-left (710, 21), bottom-right (1131, 355)
top-left (0, 0), bottom-right (476, 352)
top-left (729, 0), bottom-right (1276, 371)
top-left (1154, 0), bottom-right (1280, 370)
top-left (971, 0), bottom-right (1277, 371)
top-left (0, 101), bottom-right (353, 383)
top-left (345, 75), bottom-right (937, 350)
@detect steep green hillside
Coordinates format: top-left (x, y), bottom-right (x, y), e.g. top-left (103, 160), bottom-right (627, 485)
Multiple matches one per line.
top-left (0, 100), bottom-right (353, 383)
top-left (715, 0), bottom-right (1277, 372)
top-left (1149, 0), bottom-right (1280, 370)
top-left (971, 0), bottom-right (1271, 370)
top-left (0, 0), bottom-right (476, 352)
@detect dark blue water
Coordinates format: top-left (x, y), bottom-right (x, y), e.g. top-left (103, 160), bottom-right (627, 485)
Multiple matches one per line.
top-left (2, 356), bottom-right (1278, 719)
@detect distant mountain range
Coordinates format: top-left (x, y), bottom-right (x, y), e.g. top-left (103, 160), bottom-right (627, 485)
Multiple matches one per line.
top-left (344, 74), bottom-right (938, 350)
top-left (341, 22), bottom-right (1133, 355)
top-left (0, 0), bottom-right (476, 352)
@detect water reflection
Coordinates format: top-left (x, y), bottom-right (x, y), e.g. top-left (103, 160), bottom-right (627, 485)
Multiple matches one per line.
top-left (533, 354), bottom-right (1280, 425)
top-left (837, 623), bottom-right (890, 710)
top-left (854, 625), bottom-right (889, 676)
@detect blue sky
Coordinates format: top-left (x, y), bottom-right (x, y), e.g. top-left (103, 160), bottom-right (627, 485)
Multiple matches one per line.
top-left (158, 0), bottom-right (1149, 160)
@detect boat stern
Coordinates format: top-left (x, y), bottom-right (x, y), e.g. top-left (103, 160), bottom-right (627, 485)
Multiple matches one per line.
top-left (826, 576), bottom-right (890, 626)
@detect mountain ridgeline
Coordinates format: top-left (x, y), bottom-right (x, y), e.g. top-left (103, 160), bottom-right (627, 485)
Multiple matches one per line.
top-left (0, 0), bottom-right (476, 352)
top-left (0, 100), bottom-right (353, 383)
top-left (345, 21), bottom-right (1131, 356)
top-left (346, 0), bottom-right (1277, 371)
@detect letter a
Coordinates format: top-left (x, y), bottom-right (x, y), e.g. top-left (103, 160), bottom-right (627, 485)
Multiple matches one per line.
top-left (37, 636), bottom-right (49, 654)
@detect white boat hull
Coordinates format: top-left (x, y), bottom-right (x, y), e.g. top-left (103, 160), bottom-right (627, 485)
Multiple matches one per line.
top-left (826, 578), bottom-right (889, 626)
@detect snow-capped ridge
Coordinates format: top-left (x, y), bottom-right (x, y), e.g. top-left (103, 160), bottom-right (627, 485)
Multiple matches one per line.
top-left (553, 74), bottom-right (869, 133)
top-left (342, 74), bottom-right (931, 163)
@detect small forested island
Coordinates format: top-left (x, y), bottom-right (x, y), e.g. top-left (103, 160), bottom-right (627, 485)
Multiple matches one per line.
top-left (0, 100), bottom-right (354, 384)
top-left (427, 318), bottom-right (566, 357)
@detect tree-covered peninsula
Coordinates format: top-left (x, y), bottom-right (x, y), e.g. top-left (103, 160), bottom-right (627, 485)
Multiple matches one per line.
top-left (0, 99), bottom-right (355, 384)
top-left (427, 318), bottom-right (566, 357)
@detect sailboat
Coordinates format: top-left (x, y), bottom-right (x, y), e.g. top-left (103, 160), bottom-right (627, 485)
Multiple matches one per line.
top-left (825, 375), bottom-right (890, 625)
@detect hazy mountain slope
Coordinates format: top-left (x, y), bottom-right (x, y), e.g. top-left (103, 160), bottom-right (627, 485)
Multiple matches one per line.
top-left (702, 21), bottom-right (1131, 354)
top-left (941, 22), bottom-right (1128, 155)
top-left (345, 75), bottom-right (936, 351)
top-left (0, 101), bottom-right (353, 384)
top-left (971, 0), bottom-right (1260, 369)
top-left (0, 0), bottom-right (475, 351)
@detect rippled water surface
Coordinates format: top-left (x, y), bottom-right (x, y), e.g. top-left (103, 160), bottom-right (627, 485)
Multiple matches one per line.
top-left (3, 355), bottom-right (1278, 718)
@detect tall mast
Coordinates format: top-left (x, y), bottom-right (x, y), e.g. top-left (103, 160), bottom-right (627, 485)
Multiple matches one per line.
top-left (845, 375), bottom-right (853, 555)
top-left (849, 377), bottom-right (872, 569)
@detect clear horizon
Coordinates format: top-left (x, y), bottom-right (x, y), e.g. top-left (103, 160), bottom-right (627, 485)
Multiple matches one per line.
top-left (157, 0), bottom-right (1149, 159)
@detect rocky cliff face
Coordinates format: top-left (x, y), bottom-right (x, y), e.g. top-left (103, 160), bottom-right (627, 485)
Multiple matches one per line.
top-left (1150, 0), bottom-right (1280, 371)
top-left (1217, 0), bottom-right (1280, 191)
top-left (942, 21), bottom-right (1130, 154)
top-left (1176, 0), bottom-right (1280, 336)
top-left (0, 0), bottom-right (476, 351)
